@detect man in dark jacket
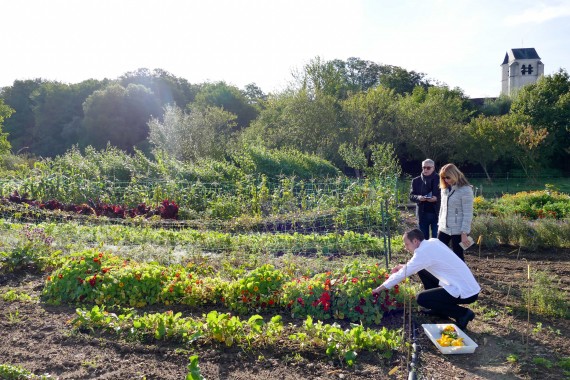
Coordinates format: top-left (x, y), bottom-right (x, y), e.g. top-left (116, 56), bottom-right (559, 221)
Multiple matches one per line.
top-left (409, 159), bottom-right (440, 238)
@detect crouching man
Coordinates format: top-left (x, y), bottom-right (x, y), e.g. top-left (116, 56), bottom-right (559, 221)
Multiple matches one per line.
top-left (372, 228), bottom-right (480, 330)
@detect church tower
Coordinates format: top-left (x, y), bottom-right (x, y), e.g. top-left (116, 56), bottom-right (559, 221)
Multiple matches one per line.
top-left (501, 48), bottom-right (544, 96)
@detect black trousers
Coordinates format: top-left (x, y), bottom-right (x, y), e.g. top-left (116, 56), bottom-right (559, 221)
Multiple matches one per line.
top-left (416, 270), bottom-right (478, 320)
top-left (437, 231), bottom-right (464, 261)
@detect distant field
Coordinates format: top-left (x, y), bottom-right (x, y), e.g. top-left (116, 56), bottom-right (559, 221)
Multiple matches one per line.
top-left (396, 174), bottom-right (570, 203)
top-left (469, 175), bottom-right (570, 197)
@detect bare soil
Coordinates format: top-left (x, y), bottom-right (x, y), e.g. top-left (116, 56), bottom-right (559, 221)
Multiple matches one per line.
top-left (1, 247), bottom-right (569, 380)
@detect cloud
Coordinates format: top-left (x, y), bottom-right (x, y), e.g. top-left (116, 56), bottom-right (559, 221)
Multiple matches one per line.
top-left (505, 3), bottom-right (570, 26)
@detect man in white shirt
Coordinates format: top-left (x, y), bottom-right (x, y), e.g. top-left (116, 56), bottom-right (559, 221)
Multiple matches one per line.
top-left (372, 228), bottom-right (480, 330)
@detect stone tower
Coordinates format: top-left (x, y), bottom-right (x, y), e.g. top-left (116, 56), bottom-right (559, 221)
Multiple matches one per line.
top-left (501, 48), bottom-right (544, 96)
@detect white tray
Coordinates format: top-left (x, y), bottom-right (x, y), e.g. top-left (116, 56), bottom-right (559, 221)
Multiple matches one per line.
top-left (422, 323), bottom-right (478, 354)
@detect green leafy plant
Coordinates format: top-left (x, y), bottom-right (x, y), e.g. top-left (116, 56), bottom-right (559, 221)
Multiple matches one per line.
top-left (506, 354), bottom-right (519, 364)
top-left (524, 270), bottom-right (569, 318)
top-left (2, 289), bottom-right (33, 302)
top-left (532, 357), bottom-right (553, 368)
top-left (289, 315), bottom-right (401, 366)
top-left (0, 225), bottom-right (60, 271)
top-left (224, 264), bottom-right (287, 314)
top-left (0, 364), bottom-right (55, 379)
top-left (186, 355), bottom-right (205, 380)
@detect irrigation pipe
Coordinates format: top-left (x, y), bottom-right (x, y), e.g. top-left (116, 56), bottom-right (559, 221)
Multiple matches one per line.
top-left (408, 319), bottom-right (419, 380)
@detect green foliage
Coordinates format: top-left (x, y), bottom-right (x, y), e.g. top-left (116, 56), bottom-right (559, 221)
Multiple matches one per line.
top-left (472, 190), bottom-right (570, 249)
top-left (224, 264), bottom-right (288, 314)
top-left (338, 143), bottom-right (367, 177)
top-left (396, 86), bottom-right (472, 162)
top-left (2, 289), bottom-right (33, 302)
top-left (366, 142), bottom-right (402, 178)
top-left (0, 364), bottom-right (54, 379)
top-left (478, 94), bottom-right (511, 116)
top-left (378, 65), bottom-right (431, 95)
top-left (42, 249), bottom-right (225, 308)
top-left (289, 315), bottom-right (402, 366)
top-left (82, 83), bottom-right (162, 154)
top-left (193, 81), bottom-right (258, 130)
top-left (472, 213), bottom-right (570, 250)
top-left (71, 304), bottom-right (400, 367)
top-left (0, 225), bottom-right (59, 272)
top-left (524, 270), bottom-right (569, 319)
top-left (282, 273), bottom-right (334, 321)
top-left (332, 261), bottom-right (407, 324)
top-left (532, 357), bottom-right (554, 369)
top-left (186, 355), bottom-right (205, 380)
top-left (243, 89), bottom-right (344, 165)
top-left (340, 86), bottom-right (399, 165)
top-left (510, 69), bottom-right (570, 171)
top-left (232, 145), bottom-right (340, 179)
top-left (149, 104), bottom-right (237, 162)
top-left (494, 190), bottom-right (570, 219)
top-left (558, 357), bottom-right (570, 370)
top-left (0, 98), bottom-right (14, 155)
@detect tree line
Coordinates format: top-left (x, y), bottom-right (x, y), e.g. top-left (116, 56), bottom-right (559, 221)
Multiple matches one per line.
top-left (0, 58), bottom-right (568, 177)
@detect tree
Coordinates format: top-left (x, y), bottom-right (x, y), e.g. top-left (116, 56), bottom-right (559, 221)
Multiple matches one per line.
top-left (1, 78), bottom-right (107, 157)
top-left (366, 142), bottom-right (402, 178)
top-left (0, 98), bottom-right (14, 154)
top-left (81, 83), bottom-right (162, 153)
top-left (120, 68), bottom-right (200, 108)
top-left (341, 86), bottom-right (399, 152)
top-left (338, 143), bottom-right (368, 178)
top-left (510, 69), bottom-right (570, 171)
top-left (193, 82), bottom-right (258, 130)
top-left (395, 86), bottom-right (472, 162)
top-left (455, 115), bottom-right (512, 180)
top-left (0, 79), bottom-right (43, 154)
top-left (379, 65), bottom-right (431, 95)
top-left (293, 56), bottom-right (382, 100)
top-left (243, 89), bottom-right (344, 164)
top-left (148, 104), bottom-right (236, 162)
top-left (477, 94), bottom-right (511, 116)
top-left (243, 83), bottom-right (267, 108)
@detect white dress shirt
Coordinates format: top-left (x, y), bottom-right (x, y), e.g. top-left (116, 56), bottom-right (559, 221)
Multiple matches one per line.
top-left (381, 238), bottom-right (481, 298)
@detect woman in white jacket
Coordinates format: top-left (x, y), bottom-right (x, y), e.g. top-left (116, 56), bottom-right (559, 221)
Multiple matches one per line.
top-left (437, 164), bottom-right (474, 261)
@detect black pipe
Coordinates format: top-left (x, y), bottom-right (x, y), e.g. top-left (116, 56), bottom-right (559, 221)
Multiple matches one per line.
top-left (408, 320), bottom-right (419, 380)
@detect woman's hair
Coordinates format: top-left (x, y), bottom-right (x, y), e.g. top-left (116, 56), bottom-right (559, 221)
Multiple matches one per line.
top-left (439, 163), bottom-right (470, 189)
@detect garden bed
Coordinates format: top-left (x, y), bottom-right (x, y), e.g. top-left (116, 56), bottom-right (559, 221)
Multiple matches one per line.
top-left (1, 247), bottom-right (569, 379)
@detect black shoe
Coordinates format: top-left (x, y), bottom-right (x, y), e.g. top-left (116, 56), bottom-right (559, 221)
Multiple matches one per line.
top-left (419, 308), bottom-right (449, 318)
top-left (419, 308), bottom-right (439, 316)
top-left (456, 309), bottom-right (475, 331)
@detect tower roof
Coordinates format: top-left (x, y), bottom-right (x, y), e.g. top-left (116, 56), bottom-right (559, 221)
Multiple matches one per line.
top-left (502, 48), bottom-right (541, 64)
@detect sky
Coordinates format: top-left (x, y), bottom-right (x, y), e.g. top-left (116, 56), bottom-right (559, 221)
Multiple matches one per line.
top-left (2, 0), bottom-right (570, 98)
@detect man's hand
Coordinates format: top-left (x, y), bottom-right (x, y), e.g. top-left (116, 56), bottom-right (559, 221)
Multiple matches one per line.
top-left (427, 196), bottom-right (437, 202)
top-left (372, 285), bottom-right (385, 295)
top-left (391, 264), bottom-right (404, 274)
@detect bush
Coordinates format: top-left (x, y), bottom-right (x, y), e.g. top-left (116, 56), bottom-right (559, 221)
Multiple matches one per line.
top-left (495, 190), bottom-right (570, 219)
top-left (524, 270), bottom-right (569, 319)
top-left (472, 214), bottom-right (570, 250)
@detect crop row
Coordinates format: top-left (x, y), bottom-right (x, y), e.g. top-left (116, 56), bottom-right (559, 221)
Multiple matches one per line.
top-left (72, 306), bottom-right (402, 367)
top-left (43, 249), bottom-right (412, 326)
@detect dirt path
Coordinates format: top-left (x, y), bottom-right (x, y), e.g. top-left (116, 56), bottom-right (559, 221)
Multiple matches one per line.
top-left (1, 248), bottom-right (569, 379)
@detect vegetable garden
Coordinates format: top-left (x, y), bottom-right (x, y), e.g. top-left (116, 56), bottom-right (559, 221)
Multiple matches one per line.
top-left (1, 151), bottom-right (569, 379)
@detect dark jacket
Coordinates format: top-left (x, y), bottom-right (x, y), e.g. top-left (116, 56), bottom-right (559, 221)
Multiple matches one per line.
top-left (409, 173), bottom-right (441, 222)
